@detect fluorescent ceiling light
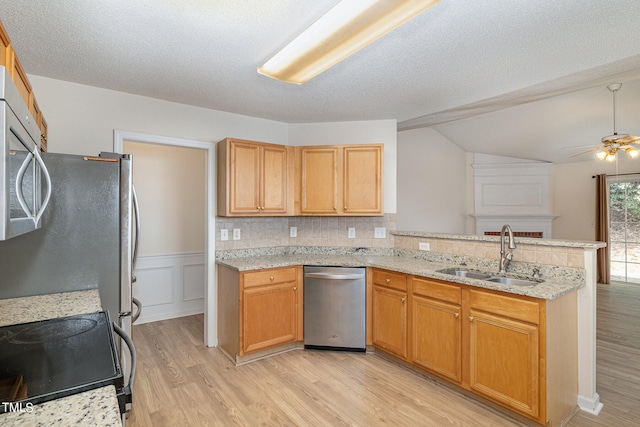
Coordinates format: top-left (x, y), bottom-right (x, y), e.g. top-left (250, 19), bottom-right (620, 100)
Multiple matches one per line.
top-left (258, 0), bottom-right (440, 84)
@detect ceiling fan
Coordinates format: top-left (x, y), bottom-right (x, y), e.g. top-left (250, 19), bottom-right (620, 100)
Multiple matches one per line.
top-left (570, 83), bottom-right (640, 161)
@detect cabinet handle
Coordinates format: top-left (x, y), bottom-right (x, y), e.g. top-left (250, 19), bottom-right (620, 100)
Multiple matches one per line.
top-left (333, 206), bottom-right (337, 211)
top-left (469, 316), bottom-right (474, 322)
top-left (270, 276), bottom-right (274, 281)
top-left (454, 313), bottom-right (459, 318)
top-left (293, 287), bottom-right (297, 291)
top-left (401, 297), bottom-right (405, 303)
top-left (385, 278), bottom-right (390, 284)
top-left (344, 206), bottom-right (347, 210)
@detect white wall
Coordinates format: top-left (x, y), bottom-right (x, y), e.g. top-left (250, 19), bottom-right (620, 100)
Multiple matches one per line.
top-left (123, 141), bottom-right (206, 256)
top-left (288, 120), bottom-right (397, 213)
top-left (552, 156), bottom-right (639, 240)
top-left (396, 128), bottom-right (467, 233)
top-left (28, 75), bottom-right (289, 154)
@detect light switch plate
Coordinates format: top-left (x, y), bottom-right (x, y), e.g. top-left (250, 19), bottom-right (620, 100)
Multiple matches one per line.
top-left (290, 226), bottom-right (297, 238)
top-left (348, 227), bottom-right (356, 238)
top-left (220, 229), bottom-right (229, 241)
top-left (233, 228), bottom-right (241, 240)
top-left (374, 227), bottom-right (386, 239)
top-left (419, 242), bottom-right (430, 251)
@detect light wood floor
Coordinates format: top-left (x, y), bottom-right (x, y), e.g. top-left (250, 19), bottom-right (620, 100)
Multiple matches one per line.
top-left (127, 283), bottom-right (640, 426)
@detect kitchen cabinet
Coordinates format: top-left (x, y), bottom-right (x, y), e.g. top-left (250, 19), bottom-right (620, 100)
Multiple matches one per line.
top-left (468, 290), bottom-right (541, 420)
top-left (217, 138), bottom-right (293, 216)
top-left (0, 20), bottom-right (48, 151)
top-left (298, 144), bottom-right (383, 216)
top-left (368, 269), bottom-right (577, 426)
top-left (411, 277), bottom-right (462, 384)
top-left (217, 265), bottom-right (303, 363)
top-left (371, 268), bottom-right (407, 360)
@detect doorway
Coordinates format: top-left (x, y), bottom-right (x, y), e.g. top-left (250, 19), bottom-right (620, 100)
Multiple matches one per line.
top-left (609, 174), bottom-right (640, 284)
top-left (113, 130), bottom-right (217, 347)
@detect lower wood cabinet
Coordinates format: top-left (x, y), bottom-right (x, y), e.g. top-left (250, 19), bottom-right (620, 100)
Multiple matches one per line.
top-left (217, 265), bottom-right (303, 363)
top-left (369, 268), bottom-right (577, 426)
top-left (371, 269), bottom-right (408, 360)
top-left (411, 277), bottom-right (462, 384)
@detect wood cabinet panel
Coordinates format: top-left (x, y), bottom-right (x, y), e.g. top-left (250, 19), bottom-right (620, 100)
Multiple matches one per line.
top-left (298, 144), bottom-right (383, 216)
top-left (412, 277), bottom-right (461, 304)
top-left (371, 268), bottom-right (407, 291)
top-left (470, 290), bottom-right (539, 325)
top-left (243, 267), bottom-right (297, 289)
top-left (412, 295), bottom-right (462, 383)
top-left (299, 146), bottom-right (339, 214)
top-left (217, 138), bottom-right (291, 216)
top-left (0, 20), bottom-right (11, 69)
top-left (343, 146), bottom-right (383, 214)
top-left (242, 282), bottom-right (297, 354)
top-left (372, 285), bottom-right (407, 359)
top-left (469, 308), bottom-right (540, 419)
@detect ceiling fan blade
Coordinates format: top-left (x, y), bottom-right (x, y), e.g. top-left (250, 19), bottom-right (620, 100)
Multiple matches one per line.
top-left (569, 147), bottom-right (600, 157)
top-left (561, 144), bottom-right (599, 150)
top-left (617, 135), bottom-right (640, 144)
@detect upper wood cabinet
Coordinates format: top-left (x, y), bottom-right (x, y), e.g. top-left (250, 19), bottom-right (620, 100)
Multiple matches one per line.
top-left (217, 138), bottom-right (293, 216)
top-left (0, 20), bottom-right (48, 152)
top-left (298, 144), bottom-right (383, 216)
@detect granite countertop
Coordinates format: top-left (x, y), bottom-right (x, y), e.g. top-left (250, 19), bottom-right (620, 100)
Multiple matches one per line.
top-left (0, 290), bottom-right (122, 426)
top-left (216, 252), bottom-right (584, 300)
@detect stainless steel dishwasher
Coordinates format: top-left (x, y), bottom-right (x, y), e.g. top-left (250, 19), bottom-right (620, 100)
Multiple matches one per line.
top-left (303, 266), bottom-right (366, 351)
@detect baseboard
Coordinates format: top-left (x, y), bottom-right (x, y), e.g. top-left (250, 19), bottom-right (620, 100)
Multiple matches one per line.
top-left (577, 393), bottom-right (604, 415)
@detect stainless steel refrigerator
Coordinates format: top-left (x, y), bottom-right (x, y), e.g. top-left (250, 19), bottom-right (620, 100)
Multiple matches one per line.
top-left (0, 151), bottom-right (140, 398)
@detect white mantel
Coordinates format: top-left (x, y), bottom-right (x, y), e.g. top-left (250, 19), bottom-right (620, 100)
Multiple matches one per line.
top-left (472, 155), bottom-right (557, 237)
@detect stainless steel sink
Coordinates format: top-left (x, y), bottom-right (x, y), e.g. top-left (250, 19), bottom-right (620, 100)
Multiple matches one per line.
top-left (437, 268), bottom-right (542, 287)
top-left (437, 268), bottom-right (492, 280)
top-left (485, 276), bottom-right (541, 287)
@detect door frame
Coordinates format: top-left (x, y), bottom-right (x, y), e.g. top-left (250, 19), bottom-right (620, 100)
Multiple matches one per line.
top-left (113, 130), bottom-right (217, 347)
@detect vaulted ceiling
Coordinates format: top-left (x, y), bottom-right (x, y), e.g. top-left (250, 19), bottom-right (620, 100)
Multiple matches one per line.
top-left (2, 0), bottom-right (640, 163)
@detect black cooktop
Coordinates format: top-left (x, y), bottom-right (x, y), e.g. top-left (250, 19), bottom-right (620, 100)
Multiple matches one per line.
top-left (0, 311), bottom-right (123, 413)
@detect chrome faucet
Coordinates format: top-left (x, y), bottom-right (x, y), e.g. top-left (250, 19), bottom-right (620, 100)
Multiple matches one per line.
top-left (499, 224), bottom-right (516, 274)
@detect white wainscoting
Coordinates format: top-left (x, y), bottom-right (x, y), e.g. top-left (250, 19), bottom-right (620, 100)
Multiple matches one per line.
top-left (133, 253), bottom-right (205, 324)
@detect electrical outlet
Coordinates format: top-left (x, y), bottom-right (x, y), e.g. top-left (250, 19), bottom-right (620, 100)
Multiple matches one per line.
top-left (232, 228), bottom-right (241, 240)
top-left (419, 242), bottom-right (430, 251)
top-left (220, 229), bottom-right (229, 241)
top-left (348, 227), bottom-right (356, 238)
top-left (374, 227), bottom-right (386, 239)
top-left (290, 226), bottom-right (297, 238)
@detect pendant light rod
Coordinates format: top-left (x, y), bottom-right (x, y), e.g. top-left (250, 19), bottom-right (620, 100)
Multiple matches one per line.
top-left (607, 83), bottom-right (622, 136)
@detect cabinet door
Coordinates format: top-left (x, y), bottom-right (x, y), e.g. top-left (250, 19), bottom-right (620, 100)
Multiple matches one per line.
top-left (229, 140), bottom-right (261, 215)
top-left (343, 145), bottom-right (383, 215)
top-left (372, 285), bottom-right (407, 359)
top-left (469, 310), bottom-right (540, 419)
top-left (242, 282), bottom-right (297, 355)
top-left (261, 144), bottom-right (288, 214)
top-left (412, 295), bottom-right (462, 383)
top-left (300, 146), bottom-right (339, 214)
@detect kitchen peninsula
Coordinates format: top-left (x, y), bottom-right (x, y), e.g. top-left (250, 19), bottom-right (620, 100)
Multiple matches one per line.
top-left (216, 231), bottom-right (605, 426)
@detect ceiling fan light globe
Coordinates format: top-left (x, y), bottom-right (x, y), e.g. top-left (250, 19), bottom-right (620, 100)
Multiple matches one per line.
top-left (595, 150), bottom-right (608, 160)
top-left (626, 147), bottom-right (639, 158)
top-left (606, 152), bottom-right (617, 161)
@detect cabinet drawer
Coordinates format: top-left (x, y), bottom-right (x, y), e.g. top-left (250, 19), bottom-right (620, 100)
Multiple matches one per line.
top-left (412, 277), bottom-right (461, 305)
top-left (372, 269), bottom-right (407, 291)
top-left (470, 290), bottom-right (540, 325)
top-left (243, 267), bottom-right (297, 288)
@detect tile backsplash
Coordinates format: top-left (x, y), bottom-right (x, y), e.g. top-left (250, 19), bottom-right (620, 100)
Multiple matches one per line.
top-left (215, 214), bottom-right (396, 250)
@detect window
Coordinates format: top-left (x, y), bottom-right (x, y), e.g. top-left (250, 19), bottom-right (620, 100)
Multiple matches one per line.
top-left (609, 175), bottom-right (640, 284)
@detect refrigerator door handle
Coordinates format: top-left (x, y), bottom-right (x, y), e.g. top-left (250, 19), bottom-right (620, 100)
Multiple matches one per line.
top-left (131, 185), bottom-right (140, 283)
top-left (132, 297), bottom-right (142, 324)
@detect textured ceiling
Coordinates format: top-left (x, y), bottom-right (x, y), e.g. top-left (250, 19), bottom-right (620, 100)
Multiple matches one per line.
top-left (2, 0), bottom-right (640, 163)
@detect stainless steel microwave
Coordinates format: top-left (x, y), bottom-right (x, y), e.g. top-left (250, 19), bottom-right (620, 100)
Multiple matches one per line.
top-left (1, 66), bottom-right (51, 240)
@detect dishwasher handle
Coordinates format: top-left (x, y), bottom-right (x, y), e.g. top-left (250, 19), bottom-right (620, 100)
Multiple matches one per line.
top-left (304, 272), bottom-right (365, 280)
